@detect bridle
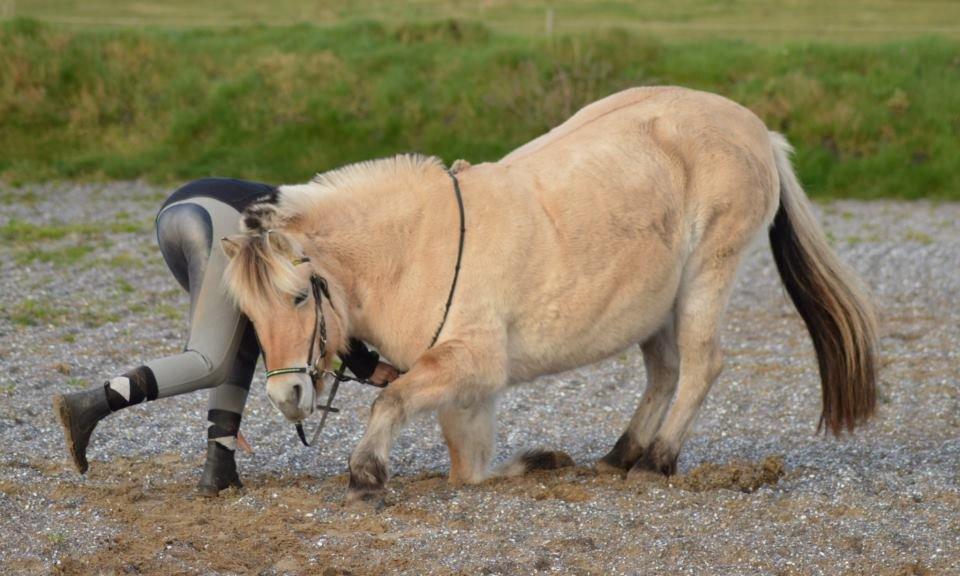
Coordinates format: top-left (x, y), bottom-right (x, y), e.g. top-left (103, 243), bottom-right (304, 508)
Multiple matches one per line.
top-left (264, 272), bottom-right (329, 383)
top-left (263, 168), bottom-right (466, 448)
top-left (263, 270), bottom-right (388, 447)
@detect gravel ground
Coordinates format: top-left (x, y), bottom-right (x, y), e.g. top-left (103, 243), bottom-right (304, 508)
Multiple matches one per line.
top-left (0, 182), bottom-right (957, 575)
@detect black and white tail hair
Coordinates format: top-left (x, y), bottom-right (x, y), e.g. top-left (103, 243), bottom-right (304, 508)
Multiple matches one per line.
top-left (767, 132), bottom-right (879, 435)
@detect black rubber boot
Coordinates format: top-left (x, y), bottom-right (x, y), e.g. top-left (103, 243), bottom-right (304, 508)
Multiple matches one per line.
top-left (53, 388), bottom-right (112, 474)
top-left (197, 440), bottom-right (243, 497)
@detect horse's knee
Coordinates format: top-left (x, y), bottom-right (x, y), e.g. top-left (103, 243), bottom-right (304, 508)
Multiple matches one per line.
top-left (371, 388), bottom-right (407, 426)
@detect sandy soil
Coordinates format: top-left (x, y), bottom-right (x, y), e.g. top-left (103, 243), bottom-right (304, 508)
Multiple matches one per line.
top-left (0, 183), bottom-right (957, 575)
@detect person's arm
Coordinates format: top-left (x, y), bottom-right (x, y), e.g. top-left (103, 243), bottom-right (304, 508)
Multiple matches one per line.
top-left (341, 339), bottom-right (400, 385)
top-left (341, 338), bottom-right (380, 379)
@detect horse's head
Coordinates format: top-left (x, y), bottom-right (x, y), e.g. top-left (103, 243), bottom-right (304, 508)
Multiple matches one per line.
top-left (222, 222), bottom-right (341, 423)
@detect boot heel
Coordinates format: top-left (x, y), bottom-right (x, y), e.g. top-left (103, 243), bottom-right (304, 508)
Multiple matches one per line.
top-left (197, 440), bottom-right (243, 497)
top-left (53, 388), bottom-right (111, 474)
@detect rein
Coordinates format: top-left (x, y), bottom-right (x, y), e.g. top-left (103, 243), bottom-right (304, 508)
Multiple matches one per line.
top-left (264, 168), bottom-right (466, 448)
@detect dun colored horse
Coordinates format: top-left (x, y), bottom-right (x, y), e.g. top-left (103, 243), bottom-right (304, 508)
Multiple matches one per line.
top-left (222, 87), bottom-right (877, 502)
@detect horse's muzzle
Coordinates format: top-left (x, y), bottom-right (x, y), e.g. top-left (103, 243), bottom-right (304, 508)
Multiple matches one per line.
top-left (265, 373), bottom-right (317, 422)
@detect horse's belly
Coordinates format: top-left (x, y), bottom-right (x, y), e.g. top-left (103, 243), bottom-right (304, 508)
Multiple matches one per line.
top-left (505, 263), bottom-right (680, 382)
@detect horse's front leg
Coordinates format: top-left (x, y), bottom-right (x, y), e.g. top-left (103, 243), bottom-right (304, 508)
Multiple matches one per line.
top-left (439, 394), bottom-right (497, 485)
top-left (347, 338), bottom-right (506, 503)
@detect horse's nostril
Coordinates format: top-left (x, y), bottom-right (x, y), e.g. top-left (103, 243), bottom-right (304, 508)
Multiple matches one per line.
top-left (292, 384), bottom-right (302, 403)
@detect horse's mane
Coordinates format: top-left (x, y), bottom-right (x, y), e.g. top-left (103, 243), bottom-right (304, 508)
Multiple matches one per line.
top-left (224, 153), bottom-right (444, 316)
top-left (266, 153), bottom-right (445, 228)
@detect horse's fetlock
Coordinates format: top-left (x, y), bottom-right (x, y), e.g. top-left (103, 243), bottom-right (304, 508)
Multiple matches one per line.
top-left (631, 438), bottom-right (678, 477)
top-left (599, 432), bottom-right (644, 471)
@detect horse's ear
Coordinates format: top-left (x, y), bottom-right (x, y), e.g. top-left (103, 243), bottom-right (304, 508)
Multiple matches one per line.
top-left (221, 235), bottom-right (246, 260)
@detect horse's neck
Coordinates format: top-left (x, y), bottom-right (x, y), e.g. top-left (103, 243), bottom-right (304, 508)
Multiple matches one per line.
top-left (291, 167), bottom-right (452, 366)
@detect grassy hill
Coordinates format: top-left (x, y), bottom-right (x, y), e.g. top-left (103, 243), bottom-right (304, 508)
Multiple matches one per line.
top-left (14, 0), bottom-right (960, 43)
top-left (1, 14), bottom-right (957, 198)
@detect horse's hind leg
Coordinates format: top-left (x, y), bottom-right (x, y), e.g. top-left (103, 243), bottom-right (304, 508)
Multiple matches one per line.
top-left (597, 321), bottom-right (679, 472)
top-left (439, 395), bottom-right (497, 484)
top-left (629, 258), bottom-right (741, 477)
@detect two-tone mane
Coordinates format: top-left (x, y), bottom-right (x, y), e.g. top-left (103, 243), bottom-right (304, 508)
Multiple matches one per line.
top-left (263, 153), bottom-right (444, 225)
top-left (222, 153), bottom-right (444, 318)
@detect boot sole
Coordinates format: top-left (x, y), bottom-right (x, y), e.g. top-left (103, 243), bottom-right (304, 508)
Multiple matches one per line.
top-left (196, 480), bottom-right (243, 499)
top-left (53, 394), bottom-right (88, 475)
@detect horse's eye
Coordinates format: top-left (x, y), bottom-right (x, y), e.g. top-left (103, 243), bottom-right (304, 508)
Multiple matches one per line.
top-left (293, 292), bottom-right (308, 307)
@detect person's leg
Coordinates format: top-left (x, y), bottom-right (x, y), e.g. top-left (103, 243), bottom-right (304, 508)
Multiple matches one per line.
top-left (54, 188), bottom-right (261, 476)
top-left (197, 323), bottom-right (259, 496)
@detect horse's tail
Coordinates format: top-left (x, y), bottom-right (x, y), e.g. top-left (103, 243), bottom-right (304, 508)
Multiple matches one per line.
top-left (767, 132), bottom-right (878, 435)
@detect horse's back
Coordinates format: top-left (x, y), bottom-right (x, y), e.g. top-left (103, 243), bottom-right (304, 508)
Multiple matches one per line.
top-left (477, 87), bottom-right (778, 379)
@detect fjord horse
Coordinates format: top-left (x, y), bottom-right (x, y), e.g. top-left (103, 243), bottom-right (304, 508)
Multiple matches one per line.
top-left (221, 87), bottom-right (877, 502)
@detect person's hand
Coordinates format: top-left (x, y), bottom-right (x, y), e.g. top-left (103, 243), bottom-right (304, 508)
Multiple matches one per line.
top-left (236, 430), bottom-right (254, 454)
top-left (369, 362), bottom-right (400, 386)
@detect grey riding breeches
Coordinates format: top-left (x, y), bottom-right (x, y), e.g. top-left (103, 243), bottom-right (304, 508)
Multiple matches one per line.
top-left (151, 196), bottom-right (258, 413)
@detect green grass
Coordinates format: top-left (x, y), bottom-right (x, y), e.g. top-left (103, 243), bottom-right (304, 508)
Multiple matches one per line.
top-left (0, 219), bottom-right (145, 243)
top-left (14, 245), bottom-right (95, 265)
top-left (116, 278), bottom-right (136, 293)
top-left (0, 189), bottom-right (38, 205)
top-left (904, 229), bottom-right (934, 244)
top-left (3, 299), bottom-right (68, 326)
top-left (65, 377), bottom-right (85, 388)
top-left (1, 17), bottom-right (958, 198)
top-left (2, 297), bottom-right (121, 328)
top-left (1, 217), bottom-right (151, 264)
top-left (104, 252), bottom-right (146, 269)
top-left (14, 1), bottom-right (960, 43)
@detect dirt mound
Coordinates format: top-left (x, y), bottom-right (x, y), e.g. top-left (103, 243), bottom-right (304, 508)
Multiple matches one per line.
top-left (675, 455), bottom-right (785, 493)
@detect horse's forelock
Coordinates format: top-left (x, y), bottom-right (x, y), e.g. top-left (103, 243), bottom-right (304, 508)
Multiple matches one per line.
top-left (224, 233), bottom-right (303, 317)
top-left (240, 202), bottom-right (281, 234)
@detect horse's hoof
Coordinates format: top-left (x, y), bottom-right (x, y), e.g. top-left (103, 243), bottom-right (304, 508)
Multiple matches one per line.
top-left (197, 440), bottom-right (243, 497)
top-left (53, 388), bottom-right (111, 475)
top-left (598, 433), bottom-right (644, 473)
top-left (345, 486), bottom-right (385, 509)
top-left (594, 458), bottom-right (627, 475)
top-left (629, 440), bottom-right (678, 477)
top-left (349, 453), bottom-right (388, 487)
